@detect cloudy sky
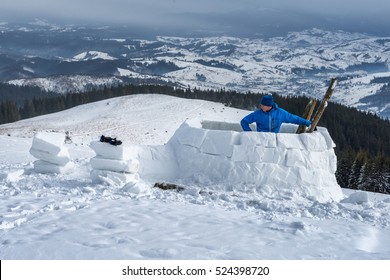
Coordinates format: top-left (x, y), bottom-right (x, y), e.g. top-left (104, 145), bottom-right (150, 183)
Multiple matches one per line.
top-left (2, 0), bottom-right (390, 36)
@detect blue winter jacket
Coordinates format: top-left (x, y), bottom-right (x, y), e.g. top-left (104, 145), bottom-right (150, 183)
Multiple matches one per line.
top-left (240, 103), bottom-right (311, 133)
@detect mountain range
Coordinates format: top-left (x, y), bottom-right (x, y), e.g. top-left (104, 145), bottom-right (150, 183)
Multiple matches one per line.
top-left (1, 20), bottom-right (389, 119)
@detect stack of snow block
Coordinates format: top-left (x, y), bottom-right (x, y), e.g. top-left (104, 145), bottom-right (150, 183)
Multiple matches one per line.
top-left (89, 141), bottom-right (140, 186)
top-left (30, 132), bottom-right (74, 174)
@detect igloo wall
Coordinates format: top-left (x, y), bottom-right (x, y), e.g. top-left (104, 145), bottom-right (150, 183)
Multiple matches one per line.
top-left (166, 119), bottom-right (343, 202)
top-left (89, 119), bottom-right (343, 202)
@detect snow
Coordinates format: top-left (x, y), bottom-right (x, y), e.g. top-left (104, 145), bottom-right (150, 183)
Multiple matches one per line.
top-left (73, 51), bottom-right (116, 61)
top-left (1, 94), bottom-right (390, 260)
top-left (8, 75), bottom-right (122, 94)
top-left (29, 132), bottom-right (74, 174)
top-left (31, 132), bottom-right (67, 155)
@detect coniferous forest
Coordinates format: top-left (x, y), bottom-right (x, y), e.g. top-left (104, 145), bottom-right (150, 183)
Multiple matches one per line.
top-left (1, 82), bottom-right (389, 194)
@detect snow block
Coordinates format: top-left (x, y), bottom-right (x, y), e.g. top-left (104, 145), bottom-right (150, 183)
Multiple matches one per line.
top-left (90, 169), bottom-right (138, 186)
top-left (200, 129), bottom-right (239, 157)
top-left (33, 160), bottom-right (74, 174)
top-left (277, 133), bottom-right (305, 149)
top-left (262, 147), bottom-right (286, 164)
top-left (29, 147), bottom-right (70, 166)
top-left (137, 145), bottom-right (178, 180)
top-left (31, 132), bottom-right (65, 155)
top-left (89, 141), bottom-right (147, 185)
top-left (231, 145), bottom-right (260, 162)
top-left (89, 141), bottom-right (139, 160)
top-left (279, 123), bottom-right (299, 133)
top-left (201, 120), bottom-right (243, 132)
top-left (231, 146), bottom-right (285, 164)
top-left (317, 127), bottom-right (336, 149)
top-left (172, 145), bottom-right (202, 178)
top-left (285, 149), bottom-right (306, 167)
top-left (168, 121), bottom-right (207, 148)
top-left (299, 132), bottom-right (328, 152)
top-left (240, 132), bottom-right (277, 147)
top-left (30, 132), bottom-right (73, 174)
top-left (90, 157), bottom-right (139, 173)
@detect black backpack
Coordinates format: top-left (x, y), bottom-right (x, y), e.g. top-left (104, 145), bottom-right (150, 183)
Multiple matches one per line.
top-left (100, 135), bottom-right (122, 146)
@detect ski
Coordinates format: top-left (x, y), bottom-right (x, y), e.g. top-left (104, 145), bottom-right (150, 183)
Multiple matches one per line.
top-left (307, 78), bottom-right (337, 133)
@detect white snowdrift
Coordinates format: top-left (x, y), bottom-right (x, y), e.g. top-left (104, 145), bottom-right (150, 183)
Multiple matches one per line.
top-left (107, 118), bottom-right (343, 203)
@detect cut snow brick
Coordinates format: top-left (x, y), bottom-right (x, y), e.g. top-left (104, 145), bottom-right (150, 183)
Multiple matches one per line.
top-left (33, 160), bottom-right (74, 174)
top-left (31, 132), bottom-right (65, 155)
top-left (90, 157), bottom-right (139, 173)
top-left (317, 127), bottom-right (336, 149)
top-left (277, 133), bottom-right (305, 149)
top-left (169, 121), bottom-right (207, 148)
top-left (299, 132), bottom-right (328, 152)
top-left (200, 130), bottom-right (239, 157)
top-left (240, 131), bottom-right (277, 147)
top-left (285, 149), bottom-right (306, 167)
top-left (29, 147), bottom-right (70, 166)
top-left (89, 141), bottom-right (140, 161)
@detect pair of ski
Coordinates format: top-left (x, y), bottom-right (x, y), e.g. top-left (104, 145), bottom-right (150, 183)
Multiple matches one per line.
top-left (296, 78), bottom-right (337, 134)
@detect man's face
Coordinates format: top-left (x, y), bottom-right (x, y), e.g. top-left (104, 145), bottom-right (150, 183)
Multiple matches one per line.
top-left (261, 104), bottom-right (272, 112)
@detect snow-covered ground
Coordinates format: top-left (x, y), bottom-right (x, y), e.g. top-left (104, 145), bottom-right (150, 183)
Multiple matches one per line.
top-left (0, 94), bottom-right (390, 260)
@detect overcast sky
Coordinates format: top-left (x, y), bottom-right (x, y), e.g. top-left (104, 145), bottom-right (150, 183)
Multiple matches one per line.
top-left (2, 0), bottom-right (390, 36)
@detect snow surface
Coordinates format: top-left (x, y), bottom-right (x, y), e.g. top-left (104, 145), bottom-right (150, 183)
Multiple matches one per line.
top-left (73, 51), bottom-right (117, 61)
top-left (0, 94), bottom-right (390, 260)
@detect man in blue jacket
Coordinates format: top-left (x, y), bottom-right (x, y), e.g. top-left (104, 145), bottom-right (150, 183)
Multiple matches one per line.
top-left (240, 95), bottom-right (311, 133)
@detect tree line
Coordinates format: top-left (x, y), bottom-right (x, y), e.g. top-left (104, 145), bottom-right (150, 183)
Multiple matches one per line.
top-left (1, 82), bottom-right (389, 194)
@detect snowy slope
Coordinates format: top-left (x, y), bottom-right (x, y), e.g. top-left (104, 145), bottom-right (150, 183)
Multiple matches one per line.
top-left (1, 94), bottom-right (390, 260)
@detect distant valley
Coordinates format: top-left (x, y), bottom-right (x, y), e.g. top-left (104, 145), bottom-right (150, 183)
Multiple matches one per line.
top-left (1, 21), bottom-right (389, 119)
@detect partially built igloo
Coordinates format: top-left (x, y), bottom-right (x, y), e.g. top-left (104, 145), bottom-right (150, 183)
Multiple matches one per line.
top-left (93, 119), bottom-right (344, 202)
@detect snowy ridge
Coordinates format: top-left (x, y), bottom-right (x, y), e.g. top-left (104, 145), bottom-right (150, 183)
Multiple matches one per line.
top-left (8, 75), bottom-right (122, 94)
top-left (72, 51), bottom-right (117, 61)
top-left (2, 25), bottom-right (390, 118)
top-left (0, 94), bottom-right (390, 259)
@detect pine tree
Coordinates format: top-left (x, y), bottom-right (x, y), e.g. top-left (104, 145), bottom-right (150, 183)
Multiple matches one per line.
top-left (358, 157), bottom-right (375, 192)
top-left (336, 149), bottom-right (355, 188)
top-left (0, 101), bottom-right (20, 124)
top-left (372, 156), bottom-right (390, 194)
top-left (21, 100), bottom-right (36, 119)
top-left (348, 151), bottom-right (368, 190)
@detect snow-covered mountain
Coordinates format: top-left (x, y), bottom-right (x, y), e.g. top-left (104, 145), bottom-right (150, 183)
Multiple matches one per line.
top-left (1, 22), bottom-right (390, 118)
top-left (0, 94), bottom-right (389, 260)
